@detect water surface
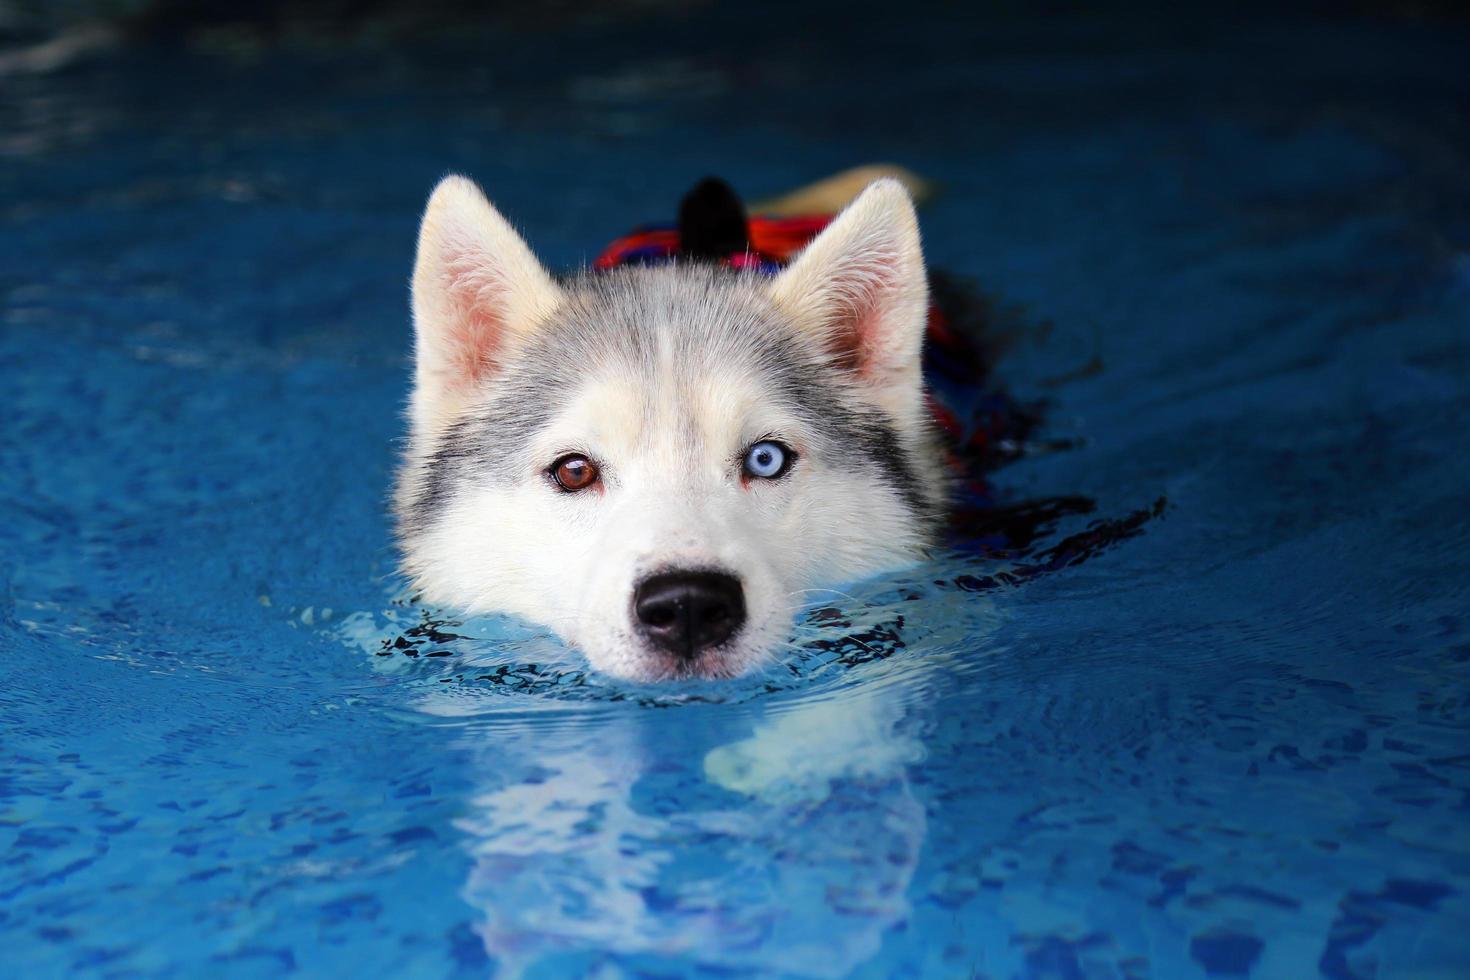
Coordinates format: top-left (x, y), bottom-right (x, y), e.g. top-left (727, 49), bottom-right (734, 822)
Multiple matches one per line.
top-left (3, 5), bottom-right (1469, 976)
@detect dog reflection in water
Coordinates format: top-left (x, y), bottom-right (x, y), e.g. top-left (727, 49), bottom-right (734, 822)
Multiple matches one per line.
top-left (436, 597), bottom-right (980, 975)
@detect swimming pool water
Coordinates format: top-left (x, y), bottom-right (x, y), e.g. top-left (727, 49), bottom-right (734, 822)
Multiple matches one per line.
top-left (3, 4), bottom-right (1469, 976)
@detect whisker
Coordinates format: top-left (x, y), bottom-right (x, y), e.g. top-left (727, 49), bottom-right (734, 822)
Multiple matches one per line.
top-left (787, 587), bottom-right (864, 606)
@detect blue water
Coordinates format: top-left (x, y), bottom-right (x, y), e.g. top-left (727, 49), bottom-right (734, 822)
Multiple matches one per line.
top-left (3, 5), bottom-right (1470, 977)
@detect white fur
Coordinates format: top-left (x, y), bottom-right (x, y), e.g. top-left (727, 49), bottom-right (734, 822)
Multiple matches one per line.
top-left (398, 176), bottom-right (941, 680)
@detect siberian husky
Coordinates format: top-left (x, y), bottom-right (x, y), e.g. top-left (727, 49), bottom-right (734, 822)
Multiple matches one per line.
top-left (394, 169), bottom-right (947, 680)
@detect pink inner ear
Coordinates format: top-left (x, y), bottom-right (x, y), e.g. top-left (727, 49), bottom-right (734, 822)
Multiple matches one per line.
top-left (827, 252), bottom-right (902, 378)
top-left (440, 241), bottom-right (508, 388)
top-left (826, 310), bottom-right (871, 374)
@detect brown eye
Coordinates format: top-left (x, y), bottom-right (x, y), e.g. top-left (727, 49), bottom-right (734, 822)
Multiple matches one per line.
top-left (550, 454), bottom-right (600, 493)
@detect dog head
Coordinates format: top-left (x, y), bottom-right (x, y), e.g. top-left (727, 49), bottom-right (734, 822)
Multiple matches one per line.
top-left (395, 176), bottom-right (945, 680)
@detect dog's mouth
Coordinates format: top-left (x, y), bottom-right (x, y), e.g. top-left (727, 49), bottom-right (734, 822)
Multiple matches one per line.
top-left (561, 621), bottom-right (762, 682)
top-left (582, 636), bottom-right (750, 683)
top-left (644, 647), bottom-right (749, 682)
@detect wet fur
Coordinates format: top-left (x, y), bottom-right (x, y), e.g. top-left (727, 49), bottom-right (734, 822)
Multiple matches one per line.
top-left (396, 176), bottom-right (946, 680)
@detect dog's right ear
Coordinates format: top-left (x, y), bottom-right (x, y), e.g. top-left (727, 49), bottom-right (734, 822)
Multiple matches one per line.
top-left (766, 179), bottom-right (928, 398)
top-left (410, 175), bottom-right (562, 423)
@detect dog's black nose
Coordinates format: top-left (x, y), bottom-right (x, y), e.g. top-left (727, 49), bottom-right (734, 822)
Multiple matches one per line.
top-left (634, 570), bottom-right (746, 660)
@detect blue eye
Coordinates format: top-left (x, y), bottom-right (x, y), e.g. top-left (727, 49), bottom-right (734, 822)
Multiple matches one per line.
top-left (743, 440), bottom-right (793, 480)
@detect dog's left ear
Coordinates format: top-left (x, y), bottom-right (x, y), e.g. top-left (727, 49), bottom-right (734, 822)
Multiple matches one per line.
top-left (410, 175), bottom-right (563, 425)
top-left (767, 178), bottom-right (928, 389)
